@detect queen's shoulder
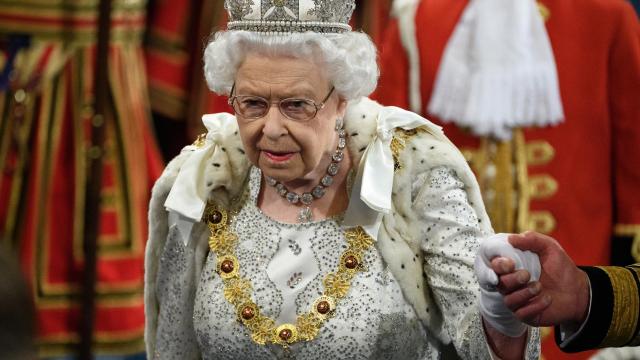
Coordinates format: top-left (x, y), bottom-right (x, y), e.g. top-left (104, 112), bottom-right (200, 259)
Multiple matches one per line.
top-left (344, 97), bottom-right (467, 175)
top-left (152, 113), bottom-right (248, 195)
top-left (394, 126), bottom-right (468, 177)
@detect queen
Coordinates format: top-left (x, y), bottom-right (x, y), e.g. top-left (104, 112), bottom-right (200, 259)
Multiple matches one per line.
top-left (144, 1), bottom-right (540, 358)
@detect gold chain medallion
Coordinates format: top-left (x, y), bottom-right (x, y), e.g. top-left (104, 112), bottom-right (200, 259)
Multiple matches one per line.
top-left (204, 202), bottom-right (374, 348)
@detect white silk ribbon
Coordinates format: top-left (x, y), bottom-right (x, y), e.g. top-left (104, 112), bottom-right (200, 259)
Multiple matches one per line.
top-left (164, 113), bottom-right (237, 222)
top-left (166, 107), bottom-right (442, 243)
top-left (344, 106), bottom-right (442, 240)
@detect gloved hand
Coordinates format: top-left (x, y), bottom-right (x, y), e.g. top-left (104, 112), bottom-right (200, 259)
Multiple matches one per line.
top-left (474, 233), bottom-right (541, 337)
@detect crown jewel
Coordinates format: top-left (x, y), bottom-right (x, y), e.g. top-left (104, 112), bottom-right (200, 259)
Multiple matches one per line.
top-left (225, 0), bottom-right (356, 34)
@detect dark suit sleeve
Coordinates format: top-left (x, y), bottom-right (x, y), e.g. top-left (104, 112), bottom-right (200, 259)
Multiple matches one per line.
top-left (557, 265), bottom-right (640, 352)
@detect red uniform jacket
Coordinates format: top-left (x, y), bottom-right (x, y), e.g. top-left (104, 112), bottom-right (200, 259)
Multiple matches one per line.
top-left (375, 0), bottom-right (640, 358)
top-left (0, 0), bottom-right (163, 356)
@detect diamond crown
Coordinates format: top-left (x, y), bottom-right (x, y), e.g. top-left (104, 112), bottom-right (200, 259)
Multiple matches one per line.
top-left (224, 0), bottom-right (356, 34)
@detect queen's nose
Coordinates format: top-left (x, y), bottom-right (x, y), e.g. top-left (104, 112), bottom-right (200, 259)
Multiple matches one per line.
top-left (262, 104), bottom-right (288, 140)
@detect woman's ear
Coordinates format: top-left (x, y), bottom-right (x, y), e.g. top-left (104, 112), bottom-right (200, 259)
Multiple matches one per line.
top-left (336, 97), bottom-right (348, 119)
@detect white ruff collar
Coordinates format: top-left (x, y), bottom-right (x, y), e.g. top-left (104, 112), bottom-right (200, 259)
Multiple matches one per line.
top-left (394, 0), bottom-right (564, 139)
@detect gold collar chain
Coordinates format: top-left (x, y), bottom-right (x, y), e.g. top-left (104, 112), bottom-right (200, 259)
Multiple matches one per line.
top-left (203, 203), bottom-right (374, 348)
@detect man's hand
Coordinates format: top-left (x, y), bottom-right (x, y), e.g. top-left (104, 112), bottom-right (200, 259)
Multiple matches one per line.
top-left (494, 231), bottom-right (590, 329)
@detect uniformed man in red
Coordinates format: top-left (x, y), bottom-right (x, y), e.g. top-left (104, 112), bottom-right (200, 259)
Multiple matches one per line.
top-left (0, 0), bottom-right (163, 357)
top-left (374, 0), bottom-right (640, 358)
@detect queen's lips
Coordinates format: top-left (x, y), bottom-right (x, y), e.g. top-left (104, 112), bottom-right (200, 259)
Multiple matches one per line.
top-left (263, 150), bottom-right (295, 162)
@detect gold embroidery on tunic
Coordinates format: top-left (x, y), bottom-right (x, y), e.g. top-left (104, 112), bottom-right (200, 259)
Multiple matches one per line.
top-left (525, 140), bottom-right (555, 166)
top-left (470, 129), bottom-right (530, 233)
top-left (462, 130), bottom-right (560, 234)
top-left (527, 211), bottom-right (556, 234)
top-left (528, 174), bottom-right (559, 200)
top-left (614, 225), bottom-right (640, 263)
top-left (514, 131), bottom-right (531, 234)
top-left (537, 2), bottom-right (551, 22)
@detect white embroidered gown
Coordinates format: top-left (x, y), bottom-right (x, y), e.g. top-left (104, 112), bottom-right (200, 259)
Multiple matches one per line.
top-left (152, 166), bottom-right (538, 359)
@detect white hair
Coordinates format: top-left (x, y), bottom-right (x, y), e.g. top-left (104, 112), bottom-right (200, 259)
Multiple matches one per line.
top-left (203, 31), bottom-right (379, 100)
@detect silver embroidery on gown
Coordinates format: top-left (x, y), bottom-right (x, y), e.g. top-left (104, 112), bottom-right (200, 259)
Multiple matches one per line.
top-left (155, 166), bottom-right (540, 359)
top-left (193, 167), bottom-right (429, 359)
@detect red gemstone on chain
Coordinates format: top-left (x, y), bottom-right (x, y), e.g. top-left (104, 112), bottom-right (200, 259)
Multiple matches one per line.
top-left (241, 306), bottom-right (255, 320)
top-left (279, 328), bottom-right (292, 341)
top-left (344, 255), bottom-right (358, 269)
top-left (209, 210), bottom-right (223, 224)
top-left (221, 259), bottom-right (235, 273)
top-left (316, 301), bottom-right (330, 314)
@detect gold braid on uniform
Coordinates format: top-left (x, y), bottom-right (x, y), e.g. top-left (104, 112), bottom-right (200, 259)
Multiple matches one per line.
top-left (558, 265), bottom-right (640, 352)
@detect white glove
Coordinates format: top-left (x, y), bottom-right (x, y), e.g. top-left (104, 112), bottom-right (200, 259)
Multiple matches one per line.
top-left (474, 233), bottom-right (541, 337)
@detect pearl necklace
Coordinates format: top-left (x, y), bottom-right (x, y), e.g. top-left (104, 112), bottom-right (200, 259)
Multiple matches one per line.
top-left (265, 118), bottom-right (346, 223)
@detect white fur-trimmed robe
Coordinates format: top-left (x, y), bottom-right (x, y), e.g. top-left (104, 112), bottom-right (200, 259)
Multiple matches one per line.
top-left (144, 98), bottom-right (540, 358)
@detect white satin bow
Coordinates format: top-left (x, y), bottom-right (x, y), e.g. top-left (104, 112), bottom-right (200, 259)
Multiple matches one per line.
top-left (343, 106), bottom-right (442, 240)
top-left (166, 106), bottom-right (442, 243)
top-left (164, 113), bottom-right (237, 222)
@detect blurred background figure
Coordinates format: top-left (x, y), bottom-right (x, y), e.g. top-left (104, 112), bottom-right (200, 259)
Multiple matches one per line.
top-left (0, 0), bottom-right (163, 358)
top-left (145, 0), bottom-right (230, 160)
top-left (0, 245), bottom-right (36, 360)
top-left (374, 0), bottom-right (640, 359)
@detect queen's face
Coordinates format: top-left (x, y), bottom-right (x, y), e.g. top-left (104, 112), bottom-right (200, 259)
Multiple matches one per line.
top-left (233, 53), bottom-right (347, 184)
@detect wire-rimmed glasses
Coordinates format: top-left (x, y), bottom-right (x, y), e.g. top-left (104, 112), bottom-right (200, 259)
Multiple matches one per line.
top-left (228, 85), bottom-right (335, 122)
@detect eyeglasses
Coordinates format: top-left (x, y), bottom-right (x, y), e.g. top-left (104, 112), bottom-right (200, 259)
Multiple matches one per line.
top-left (228, 84), bottom-right (335, 122)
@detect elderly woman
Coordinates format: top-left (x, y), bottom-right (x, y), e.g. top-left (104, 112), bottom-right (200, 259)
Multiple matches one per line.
top-left (144, 1), bottom-right (540, 359)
